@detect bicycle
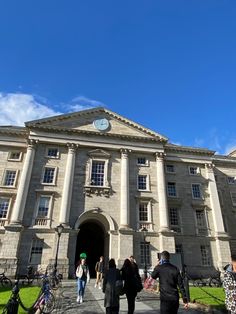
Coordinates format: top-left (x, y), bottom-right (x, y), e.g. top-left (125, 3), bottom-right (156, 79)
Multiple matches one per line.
top-left (33, 274), bottom-right (55, 313)
top-left (0, 271), bottom-right (12, 287)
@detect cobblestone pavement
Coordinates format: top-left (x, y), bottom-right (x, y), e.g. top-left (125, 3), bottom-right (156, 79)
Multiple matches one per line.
top-left (52, 280), bottom-right (205, 314)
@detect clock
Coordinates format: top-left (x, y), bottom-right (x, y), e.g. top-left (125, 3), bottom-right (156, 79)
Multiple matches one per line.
top-left (93, 118), bottom-right (110, 131)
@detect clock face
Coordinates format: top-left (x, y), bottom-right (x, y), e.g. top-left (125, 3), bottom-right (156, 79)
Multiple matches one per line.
top-left (93, 118), bottom-right (110, 131)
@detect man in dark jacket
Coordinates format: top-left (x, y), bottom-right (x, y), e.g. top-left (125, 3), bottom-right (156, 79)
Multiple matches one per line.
top-left (151, 250), bottom-right (189, 314)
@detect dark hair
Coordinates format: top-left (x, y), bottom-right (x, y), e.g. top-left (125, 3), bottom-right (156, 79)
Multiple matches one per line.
top-left (109, 258), bottom-right (116, 268)
top-left (231, 254), bottom-right (236, 262)
top-left (130, 255), bottom-right (134, 259)
top-left (161, 250), bottom-right (170, 260)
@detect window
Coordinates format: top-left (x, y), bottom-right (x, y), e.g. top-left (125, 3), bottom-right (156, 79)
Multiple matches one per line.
top-left (175, 244), bottom-right (183, 254)
top-left (138, 175), bottom-right (148, 190)
top-left (8, 151), bottom-right (22, 161)
top-left (231, 192), bottom-right (236, 206)
top-left (169, 208), bottom-right (181, 232)
top-left (200, 245), bottom-right (211, 266)
top-left (189, 166), bottom-right (199, 175)
top-left (91, 161), bottom-right (105, 186)
top-left (196, 210), bottom-right (208, 235)
top-left (166, 165), bottom-right (175, 173)
top-left (29, 239), bottom-right (43, 264)
top-left (167, 182), bottom-right (177, 197)
top-left (42, 167), bottom-right (56, 184)
top-left (192, 184), bottom-right (202, 199)
top-left (0, 198), bottom-right (10, 219)
top-left (227, 176), bottom-right (236, 184)
top-left (222, 214), bottom-right (228, 233)
top-left (140, 242), bottom-right (150, 265)
top-left (139, 202), bottom-right (148, 221)
top-left (37, 197), bottom-right (50, 218)
top-left (3, 170), bottom-right (17, 186)
top-left (137, 157), bottom-right (147, 166)
top-left (46, 148), bottom-right (59, 158)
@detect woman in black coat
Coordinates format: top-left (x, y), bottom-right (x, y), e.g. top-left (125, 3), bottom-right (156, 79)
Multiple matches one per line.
top-left (103, 258), bottom-right (122, 314)
top-left (121, 258), bottom-right (142, 314)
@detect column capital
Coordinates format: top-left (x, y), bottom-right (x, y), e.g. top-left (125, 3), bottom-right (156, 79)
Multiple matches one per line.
top-left (155, 152), bottom-right (166, 160)
top-left (120, 148), bottom-right (131, 157)
top-left (205, 163), bottom-right (215, 171)
top-left (27, 139), bottom-right (38, 148)
top-left (66, 143), bottom-right (79, 153)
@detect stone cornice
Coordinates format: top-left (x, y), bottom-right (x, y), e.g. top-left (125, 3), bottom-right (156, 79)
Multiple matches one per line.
top-left (27, 125), bottom-right (165, 143)
top-left (0, 126), bottom-right (27, 137)
top-left (25, 107), bottom-right (168, 142)
top-left (165, 143), bottom-right (215, 156)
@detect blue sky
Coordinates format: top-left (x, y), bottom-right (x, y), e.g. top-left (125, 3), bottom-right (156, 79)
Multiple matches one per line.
top-left (0, 1), bottom-right (236, 154)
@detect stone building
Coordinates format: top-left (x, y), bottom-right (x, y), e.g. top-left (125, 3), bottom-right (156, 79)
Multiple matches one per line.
top-left (0, 107), bottom-right (235, 278)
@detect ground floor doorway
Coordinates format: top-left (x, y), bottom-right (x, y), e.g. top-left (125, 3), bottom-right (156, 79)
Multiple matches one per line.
top-left (75, 221), bottom-right (105, 278)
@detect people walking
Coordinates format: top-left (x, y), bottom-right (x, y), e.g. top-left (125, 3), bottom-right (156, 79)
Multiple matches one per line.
top-left (151, 250), bottom-right (188, 314)
top-left (103, 258), bottom-right (122, 314)
top-left (121, 258), bottom-right (142, 314)
top-left (75, 255), bottom-right (90, 304)
top-left (223, 254), bottom-right (236, 314)
top-left (95, 256), bottom-right (105, 289)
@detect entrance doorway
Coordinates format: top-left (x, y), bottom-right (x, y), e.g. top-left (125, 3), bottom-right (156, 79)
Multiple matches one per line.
top-left (75, 221), bottom-right (105, 278)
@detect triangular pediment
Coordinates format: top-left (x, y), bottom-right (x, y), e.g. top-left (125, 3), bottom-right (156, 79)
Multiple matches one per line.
top-left (25, 107), bottom-right (168, 142)
top-left (88, 149), bottom-right (111, 158)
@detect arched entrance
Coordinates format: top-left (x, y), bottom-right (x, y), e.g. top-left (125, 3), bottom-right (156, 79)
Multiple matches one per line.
top-left (75, 221), bottom-right (105, 278)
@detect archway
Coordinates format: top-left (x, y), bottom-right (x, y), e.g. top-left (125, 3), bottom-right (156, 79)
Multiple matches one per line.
top-left (75, 221), bottom-right (105, 278)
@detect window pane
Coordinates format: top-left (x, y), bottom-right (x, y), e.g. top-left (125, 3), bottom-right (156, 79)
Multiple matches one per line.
top-left (138, 175), bottom-right (147, 190)
top-left (139, 203), bottom-right (148, 221)
top-left (169, 208), bottom-right (179, 226)
top-left (166, 165), bottom-right (175, 173)
top-left (30, 239), bottom-right (43, 264)
top-left (38, 197), bottom-right (50, 217)
top-left (47, 148), bottom-right (58, 157)
top-left (91, 161), bottom-right (105, 186)
top-left (200, 245), bottom-right (211, 266)
top-left (43, 168), bottom-right (55, 184)
top-left (140, 242), bottom-right (150, 265)
top-left (0, 198), bottom-right (9, 219)
top-left (192, 184), bottom-right (201, 198)
top-left (167, 182), bottom-right (176, 197)
top-left (137, 158), bottom-right (146, 165)
top-left (189, 167), bottom-right (198, 175)
top-left (9, 151), bottom-right (21, 160)
top-left (4, 170), bottom-right (16, 186)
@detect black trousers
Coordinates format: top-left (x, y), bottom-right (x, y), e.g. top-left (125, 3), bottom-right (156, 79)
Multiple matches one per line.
top-left (126, 291), bottom-right (137, 314)
top-left (160, 300), bottom-right (179, 314)
top-left (106, 306), bottom-right (119, 314)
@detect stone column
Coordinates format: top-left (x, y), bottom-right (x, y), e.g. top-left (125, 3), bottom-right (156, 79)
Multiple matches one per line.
top-left (156, 152), bottom-right (169, 232)
top-left (120, 149), bottom-right (130, 228)
top-left (59, 143), bottom-right (77, 226)
top-left (10, 139), bottom-right (37, 224)
top-left (205, 163), bottom-right (231, 268)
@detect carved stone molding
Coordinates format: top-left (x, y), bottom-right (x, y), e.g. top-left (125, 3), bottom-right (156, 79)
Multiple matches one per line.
top-left (66, 143), bottom-right (79, 153)
top-left (27, 139), bottom-right (38, 148)
top-left (155, 152), bottom-right (166, 160)
top-left (205, 163), bottom-right (215, 171)
top-left (84, 186), bottom-right (111, 197)
top-left (120, 148), bottom-right (131, 158)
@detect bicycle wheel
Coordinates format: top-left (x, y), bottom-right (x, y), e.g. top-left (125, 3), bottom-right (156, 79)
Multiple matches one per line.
top-left (39, 291), bottom-right (55, 314)
top-left (1, 277), bottom-right (12, 287)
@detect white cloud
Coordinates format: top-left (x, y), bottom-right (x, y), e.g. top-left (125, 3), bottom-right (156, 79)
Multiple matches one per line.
top-left (0, 93), bottom-right (61, 126)
top-left (66, 95), bottom-right (105, 112)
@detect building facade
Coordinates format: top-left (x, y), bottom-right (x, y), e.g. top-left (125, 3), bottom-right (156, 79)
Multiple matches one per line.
top-left (0, 107), bottom-right (235, 278)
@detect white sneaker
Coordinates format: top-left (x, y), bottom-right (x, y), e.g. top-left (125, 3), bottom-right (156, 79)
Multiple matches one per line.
top-left (76, 296), bottom-right (80, 303)
top-left (80, 296), bottom-right (83, 303)
top-left (94, 284), bottom-right (97, 288)
top-left (99, 285), bottom-right (102, 289)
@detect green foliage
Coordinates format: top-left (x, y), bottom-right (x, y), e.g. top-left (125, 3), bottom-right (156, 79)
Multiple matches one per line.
top-left (190, 287), bottom-right (226, 311)
top-left (0, 286), bottom-right (41, 313)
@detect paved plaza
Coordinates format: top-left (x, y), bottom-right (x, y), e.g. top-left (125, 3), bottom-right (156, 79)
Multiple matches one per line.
top-left (52, 280), bottom-right (205, 314)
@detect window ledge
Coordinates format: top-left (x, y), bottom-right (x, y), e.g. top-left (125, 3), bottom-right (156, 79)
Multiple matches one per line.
top-left (0, 185), bottom-right (16, 189)
top-left (84, 185), bottom-right (111, 197)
